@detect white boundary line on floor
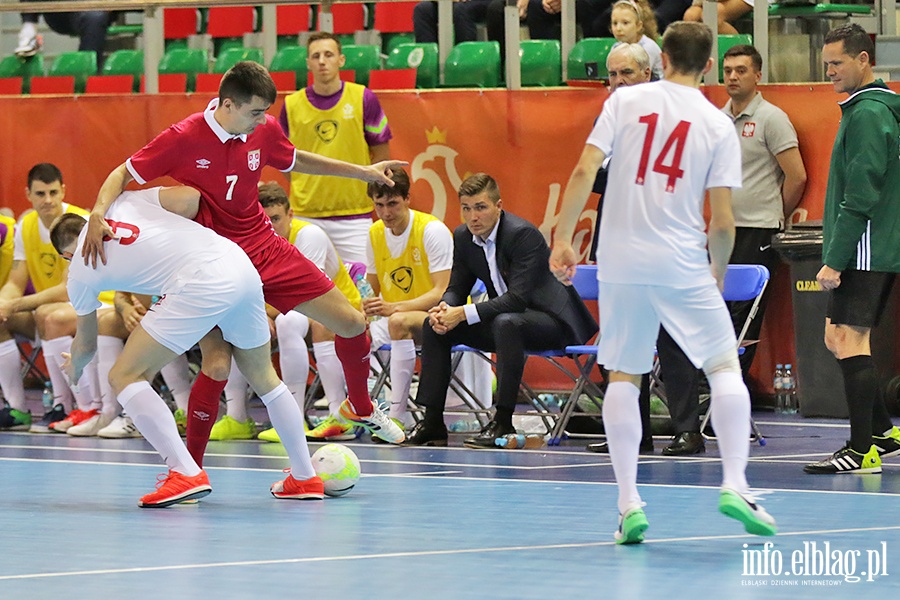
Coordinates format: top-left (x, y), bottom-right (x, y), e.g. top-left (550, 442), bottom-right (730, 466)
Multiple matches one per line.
top-left (2, 525), bottom-right (898, 582)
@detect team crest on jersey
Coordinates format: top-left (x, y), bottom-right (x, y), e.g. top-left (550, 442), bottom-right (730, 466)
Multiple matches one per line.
top-left (247, 149), bottom-right (261, 171)
top-left (742, 122), bottom-right (756, 138)
top-left (343, 103), bottom-right (355, 119)
top-left (390, 267), bottom-right (413, 293)
top-left (412, 248), bottom-right (422, 264)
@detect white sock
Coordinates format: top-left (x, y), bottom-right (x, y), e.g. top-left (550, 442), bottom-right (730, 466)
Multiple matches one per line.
top-left (97, 336), bottom-right (124, 419)
top-left (0, 339), bottom-right (26, 411)
top-left (118, 381), bottom-right (200, 476)
top-left (276, 312), bottom-right (310, 409)
top-left (260, 383), bottom-right (316, 479)
top-left (389, 339), bottom-right (416, 422)
top-left (313, 341), bottom-right (346, 416)
top-left (708, 371), bottom-right (751, 494)
top-left (42, 336), bottom-right (78, 411)
top-left (19, 22), bottom-right (36, 41)
top-left (603, 381), bottom-right (644, 515)
top-left (160, 354), bottom-right (193, 412)
top-left (223, 358), bottom-right (250, 422)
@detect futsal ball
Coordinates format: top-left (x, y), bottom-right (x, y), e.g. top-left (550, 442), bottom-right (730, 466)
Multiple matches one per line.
top-left (311, 443), bottom-right (361, 497)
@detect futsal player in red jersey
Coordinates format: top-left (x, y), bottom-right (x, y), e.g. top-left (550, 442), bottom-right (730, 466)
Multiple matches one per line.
top-left (82, 62), bottom-right (408, 465)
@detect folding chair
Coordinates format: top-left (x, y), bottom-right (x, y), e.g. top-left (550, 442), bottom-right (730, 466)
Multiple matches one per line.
top-left (648, 264), bottom-right (769, 445)
top-left (15, 335), bottom-right (49, 386)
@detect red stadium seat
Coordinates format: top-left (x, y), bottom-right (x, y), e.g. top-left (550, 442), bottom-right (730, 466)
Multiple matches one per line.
top-left (194, 72), bottom-right (223, 93)
top-left (327, 3), bottom-right (365, 35)
top-left (29, 75), bottom-right (75, 94)
top-left (368, 68), bottom-right (416, 90)
top-left (373, 2), bottom-right (416, 34)
top-left (0, 77), bottom-right (23, 95)
top-left (207, 7), bottom-right (256, 39)
top-left (276, 5), bottom-right (310, 36)
top-left (270, 70), bottom-right (296, 91)
top-left (164, 8), bottom-right (198, 41)
top-left (307, 70), bottom-right (355, 86)
top-left (140, 73), bottom-right (188, 93)
top-left (85, 74), bottom-right (133, 94)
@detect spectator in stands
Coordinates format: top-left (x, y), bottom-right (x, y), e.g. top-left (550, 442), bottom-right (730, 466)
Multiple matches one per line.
top-left (683, 0), bottom-right (769, 35)
top-left (15, 0), bottom-right (111, 67)
top-left (609, 0), bottom-right (663, 80)
top-left (414, 0), bottom-right (492, 45)
top-left (279, 32), bottom-right (393, 264)
top-left (403, 173), bottom-right (597, 448)
top-left (804, 24), bottom-right (900, 475)
top-left (655, 43), bottom-right (807, 456)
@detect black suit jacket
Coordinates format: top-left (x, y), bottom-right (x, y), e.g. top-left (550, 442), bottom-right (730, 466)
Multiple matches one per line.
top-left (443, 211), bottom-right (598, 346)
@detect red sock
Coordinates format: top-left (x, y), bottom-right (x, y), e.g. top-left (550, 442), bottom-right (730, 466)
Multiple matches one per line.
top-left (334, 332), bottom-right (372, 416)
top-left (186, 372), bottom-right (227, 467)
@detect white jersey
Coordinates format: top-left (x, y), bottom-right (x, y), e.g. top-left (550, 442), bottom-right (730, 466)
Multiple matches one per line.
top-left (587, 80), bottom-right (741, 287)
top-left (68, 187), bottom-right (243, 315)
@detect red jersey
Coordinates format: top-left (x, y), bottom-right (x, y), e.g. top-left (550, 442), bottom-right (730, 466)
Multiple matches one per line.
top-left (126, 98), bottom-right (297, 257)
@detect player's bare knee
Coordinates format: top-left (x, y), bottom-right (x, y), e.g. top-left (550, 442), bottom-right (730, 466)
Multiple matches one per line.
top-left (702, 349), bottom-right (741, 378)
top-left (387, 312), bottom-right (413, 339)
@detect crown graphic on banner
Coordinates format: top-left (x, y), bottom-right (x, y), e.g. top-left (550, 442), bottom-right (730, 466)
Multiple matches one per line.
top-left (425, 126), bottom-right (447, 144)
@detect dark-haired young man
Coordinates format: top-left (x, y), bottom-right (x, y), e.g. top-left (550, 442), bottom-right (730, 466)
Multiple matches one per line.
top-left (552, 22), bottom-right (777, 544)
top-left (82, 62), bottom-right (408, 465)
top-left (804, 24), bottom-right (900, 475)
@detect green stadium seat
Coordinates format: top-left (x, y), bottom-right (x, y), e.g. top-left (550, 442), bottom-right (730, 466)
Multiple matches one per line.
top-left (520, 39), bottom-right (561, 87)
top-left (385, 43), bottom-right (438, 88)
top-left (341, 44), bottom-right (381, 87)
top-left (383, 32), bottom-right (415, 56)
top-left (270, 45), bottom-right (308, 89)
top-left (213, 47), bottom-right (263, 73)
top-left (444, 41), bottom-right (501, 88)
top-left (0, 54), bottom-right (44, 93)
top-left (567, 38), bottom-right (616, 80)
top-left (158, 48), bottom-right (209, 92)
top-left (102, 49), bottom-right (143, 91)
top-left (48, 51), bottom-right (97, 93)
top-left (718, 34), bottom-right (753, 82)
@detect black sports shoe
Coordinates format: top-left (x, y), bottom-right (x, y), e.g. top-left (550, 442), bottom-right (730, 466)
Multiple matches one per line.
top-left (803, 443), bottom-right (881, 474)
top-left (29, 404), bottom-right (67, 434)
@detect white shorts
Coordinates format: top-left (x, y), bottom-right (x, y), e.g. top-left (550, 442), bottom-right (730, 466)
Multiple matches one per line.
top-left (141, 246), bottom-right (270, 355)
top-left (300, 216), bottom-right (373, 265)
top-left (596, 280), bottom-right (738, 375)
top-left (368, 316), bottom-right (391, 350)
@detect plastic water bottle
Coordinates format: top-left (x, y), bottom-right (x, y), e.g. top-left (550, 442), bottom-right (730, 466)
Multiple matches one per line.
top-left (448, 419), bottom-right (481, 433)
top-left (41, 382), bottom-right (53, 409)
top-left (783, 364), bottom-right (799, 414)
top-left (773, 364), bottom-right (785, 414)
top-left (354, 275), bottom-right (381, 322)
top-left (495, 433), bottom-right (546, 449)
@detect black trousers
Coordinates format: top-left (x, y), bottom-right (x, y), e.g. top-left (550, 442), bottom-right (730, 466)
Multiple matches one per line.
top-left (21, 0), bottom-right (110, 59)
top-left (416, 310), bottom-right (570, 419)
top-left (414, 0), bottom-right (492, 44)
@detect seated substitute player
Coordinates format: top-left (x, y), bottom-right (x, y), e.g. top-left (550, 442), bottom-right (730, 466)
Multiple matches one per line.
top-left (551, 21), bottom-right (777, 544)
top-left (81, 62), bottom-right (408, 467)
top-left (363, 167), bottom-right (457, 427)
top-left (57, 186), bottom-right (325, 507)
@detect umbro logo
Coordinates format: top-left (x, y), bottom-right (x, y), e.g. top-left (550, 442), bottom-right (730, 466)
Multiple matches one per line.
top-left (192, 411), bottom-right (211, 421)
top-left (196, 158), bottom-right (211, 169)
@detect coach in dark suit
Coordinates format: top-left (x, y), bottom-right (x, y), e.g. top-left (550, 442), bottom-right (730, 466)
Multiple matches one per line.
top-left (404, 173), bottom-right (598, 448)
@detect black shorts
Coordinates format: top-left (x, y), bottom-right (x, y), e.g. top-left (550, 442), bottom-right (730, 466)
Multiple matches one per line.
top-left (826, 270), bottom-right (896, 328)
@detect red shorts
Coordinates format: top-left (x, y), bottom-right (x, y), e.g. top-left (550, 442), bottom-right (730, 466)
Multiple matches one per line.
top-left (249, 235), bottom-right (335, 314)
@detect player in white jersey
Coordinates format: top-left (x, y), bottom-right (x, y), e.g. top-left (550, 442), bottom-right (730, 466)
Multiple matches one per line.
top-left (550, 21), bottom-right (776, 544)
top-left (55, 187), bottom-right (325, 507)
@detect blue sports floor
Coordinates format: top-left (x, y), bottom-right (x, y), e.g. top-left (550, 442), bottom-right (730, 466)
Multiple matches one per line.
top-left (2, 407), bottom-right (899, 599)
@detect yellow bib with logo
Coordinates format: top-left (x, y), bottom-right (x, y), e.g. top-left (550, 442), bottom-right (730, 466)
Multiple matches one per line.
top-left (285, 83), bottom-right (372, 218)
top-left (289, 218), bottom-right (361, 311)
top-left (369, 210), bottom-right (436, 303)
top-left (0, 214), bottom-right (16, 287)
